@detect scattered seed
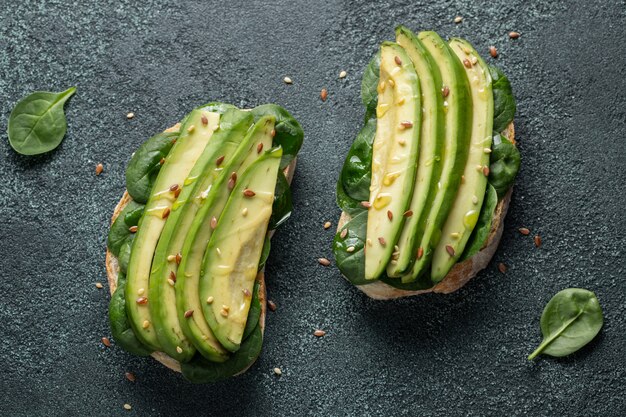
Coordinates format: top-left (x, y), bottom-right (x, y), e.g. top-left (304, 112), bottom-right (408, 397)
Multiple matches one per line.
top-left (95, 163), bottom-right (104, 176)
top-left (101, 337), bottom-right (111, 347)
top-left (320, 88), bottom-right (328, 101)
top-left (387, 79), bottom-right (395, 88)
top-left (167, 278), bottom-right (175, 287)
top-left (445, 245), bottom-right (455, 256)
top-left (220, 309), bottom-right (229, 317)
top-left (126, 112), bottom-right (135, 119)
top-left (397, 97), bottom-right (406, 105)
top-left (137, 288), bottom-right (145, 295)
top-left (451, 232), bottom-right (460, 239)
top-left (206, 296), bottom-right (214, 304)
top-left (400, 121), bottom-right (413, 129)
top-left (167, 254), bottom-right (175, 262)
top-left (175, 253), bottom-right (182, 265)
top-left (509, 31), bottom-right (520, 39)
top-left (489, 46), bottom-right (498, 58)
top-left (519, 227), bottom-right (531, 235)
top-left (378, 237), bottom-right (386, 246)
top-left (394, 56), bottom-right (402, 65)
top-left (463, 58), bottom-right (472, 68)
top-left (125, 372), bottom-right (136, 382)
top-left (242, 207), bottom-right (248, 216)
top-left (442, 86), bottom-right (450, 97)
top-left (483, 166), bottom-right (490, 177)
top-left (361, 201), bottom-right (371, 208)
top-left (169, 184), bottom-right (179, 192)
top-left (387, 210), bottom-right (393, 221)
top-left (228, 172), bottom-right (237, 189)
top-left (136, 297), bottom-right (148, 305)
top-left (257, 143), bottom-right (264, 154)
top-left (170, 271), bottom-right (176, 283)
top-left (243, 189), bottom-right (256, 197)
top-left (273, 367), bottom-right (282, 376)
top-left (346, 246), bottom-right (355, 253)
top-left (201, 114), bottom-right (208, 126)
top-left (366, 238), bottom-right (373, 247)
top-left (470, 56), bottom-right (478, 65)
top-left (314, 329), bottom-right (326, 337)
top-left (283, 76), bottom-right (293, 84)
top-left (534, 235), bottom-right (542, 248)
top-left (398, 138), bottom-right (406, 146)
top-left (95, 282), bottom-right (103, 289)
top-left (124, 404), bottom-right (132, 411)
top-left (417, 247), bottom-right (424, 260)
top-left (498, 263), bottom-right (508, 273)
top-left (162, 208), bottom-right (170, 219)
top-left (340, 229), bottom-right (348, 239)
top-left (323, 221), bottom-right (332, 230)
top-left (216, 155), bottom-right (225, 166)
top-left (454, 16), bottom-right (463, 23)
top-left (484, 147), bottom-right (492, 154)
top-left (268, 300), bottom-right (277, 311)
top-left (184, 309), bottom-right (194, 318)
top-left (318, 257), bottom-right (331, 266)
top-left (472, 195), bottom-right (479, 205)
top-left (176, 346), bottom-right (183, 354)
top-left (270, 129), bottom-right (276, 138)
top-left (210, 216), bottom-right (218, 229)
top-left (339, 70), bottom-right (347, 79)
top-left (159, 157), bottom-right (165, 165)
top-left (142, 320), bottom-right (150, 329)
top-left (216, 247), bottom-right (222, 256)
top-left (403, 210), bottom-right (413, 217)
top-left (187, 125), bottom-right (195, 133)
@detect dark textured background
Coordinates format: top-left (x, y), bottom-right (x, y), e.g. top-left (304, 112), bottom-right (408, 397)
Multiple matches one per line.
top-left (1, 1), bottom-right (624, 416)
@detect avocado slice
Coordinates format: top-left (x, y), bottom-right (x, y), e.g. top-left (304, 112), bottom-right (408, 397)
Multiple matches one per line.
top-left (364, 41), bottom-right (421, 280)
top-left (401, 31), bottom-right (472, 283)
top-left (201, 147), bottom-right (282, 351)
top-left (430, 39), bottom-right (494, 281)
top-left (177, 116), bottom-right (275, 361)
top-left (125, 109), bottom-right (221, 351)
top-left (148, 109), bottom-right (253, 362)
top-left (387, 26), bottom-right (445, 277)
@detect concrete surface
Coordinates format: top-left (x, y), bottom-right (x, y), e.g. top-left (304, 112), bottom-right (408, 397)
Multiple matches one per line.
top-left (0, 1), bottom-right (624, 416)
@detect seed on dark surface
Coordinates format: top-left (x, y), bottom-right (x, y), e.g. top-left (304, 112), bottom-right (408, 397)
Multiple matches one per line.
top-left (509, 31), bottom-right (520, 39)
top-left (361, 201), bottom-right (371, 208)
top-left (124, 404), bottom-right (132, 411)
top-left (95, 282), bottom-right (103, 289)
top-left (201, 114), bottom-right (208, 126)
top-left (394, 56), bottom-right (402, 65)
top-left (162, 208), bottom-right (170, 219)
top-left (417, 247), bottom-right (424, 259)
top-left (184, 309), bottom-right (194, 318)
top-left (340, 228), bottom-right (348, 239)
top-left (257, 143), bottom-right (264, 154)
top-left (339, 70), bottom-right (347, 79)
top-left (283, 76), bottom-right (293, 84)
top-left (267, 300), bottom-right (277, 312)
top-left (498, 263), bottom-right (508, 273)
top-left (136, 297), bottom-right (148, 305)
top-left (378, 237), bottom-right (386, 246)
top-left (442, 86), bottom-right (450, 97)
top-left (519, 227), bottom-right (531, 235)
top-left (216, 155), bottom-right (225, 166)
top-left (126, 112), bottom-right (135, 120)
top-left (95, 163), bottom-right (104, 175)
top-left (445, 245), bottom-right (455, 256)
top-left (403, 210), bottom-right (413, 217)
top-left (314, 329), bottom-right (326, 337)
top-left (320, 88), bottom-right (328, 101)
top-left (125, 372), bottom-right (136, 382)
top-left (169, 184), bottom-right (179, 192)
top-left (323, 221), bottom-right (331, 229)
top-left (129, 226), bottom-right (138, 233)
top-left (101, 337), bottom-right (111, 347)
top-left (534, 235), bottom-right (542, 248)
top-left (318, 258), bottom-right (331, 266)
top-left (243, 189), bottom-right (256, 197)
top-left (489, 46), bottom-right (498, 58)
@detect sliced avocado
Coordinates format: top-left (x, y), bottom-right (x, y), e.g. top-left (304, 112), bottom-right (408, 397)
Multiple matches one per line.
top-left (387, 26), bottom-right (445, 277)
top-left (364, 41), bottom-right (421, 280)
top-left (148, 109), bottom-right (253, 362)
top-left (177, 116), bottom-right (275, 361)
top-left (401, 31), bottom-right (472, 283)
top-left (430, 39), bottom-right (494, 282)
top-left (125, 109), bottom-right (221, 351)
top-left (201, 147), bottom-right (282, 351)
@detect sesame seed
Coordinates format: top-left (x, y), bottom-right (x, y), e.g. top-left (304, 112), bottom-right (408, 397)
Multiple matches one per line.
top-left (367, 238), bottom-right (372, 246)
top-left (454, 16), bottom-right (463, 23)
top-left (126, 112), bottom-right (135, 119)
top-left (124, 404), bottom-right (132, 411)
top-left (206, 296), bottom-right (214, 304)
top-left (445, 245), bottom-right (455, 256)
top-left (417, 247), bottom-right (424, 260)
top-left (201, 114), bottom-right (208, 126)
top-left (394, 56), bottom-right (402, 65)
top-left (220, 309), bottom-right (229, 317)
top-left (268, 300), bottom-right (277, 311)
top-left (101, 337), bottom-right (111, 347)
top-left (320, 88), bottom-right (328, 101)
top-left (184, 309), bottom-right (194, 318)
top-left (176, 346), bottom-right (183, 354)
top-left (451, 232), bottom-right (460, 239)
top-left (509, 31), bottom-right (520, 39)
top-left (346, 246), bottom-right (355, 253)
top-left (137, 288), bottom-right (145, 295)
top-left (318, 257), bottom-right (331, 266)
top-left (489, 46), bottom-right (498, 58)
top-left (484, 147), bottom-right (492, 154)
top-left (243, 189), bottom-right (256, 197)
top-left (95, 282), bottom-right (103, 289)
top-left (283, 76), bottom-right (293, 84)
top-left (216, 247), bottom-right (222, 256)
top-left (498, 263), bottom-right (508, 273)
top-left (167, 279), bottom-right (175, 287)
top-left (470, 56), bottom-right (478, 65)
top-left (95, 163), bottom-right (104, 176)
top-left (388, 79), bottom-right (395, 88)
top-left (534, 235), bottom-right (542, 248)
top-left (324, 221), bottom-right (332, 229)
top-left (472, 195), bottom-right (478, 204)
top-left (339, 70), bottom-right (347, 79)
top-left (142, 320), bottom-right (150, 329)
top-left (273, 367), bottom-right (282, 376)
top-left (216, 155), bottom-right (225, 166)
top-left (187, 125), bottom-right (196, 133)
top-left (125, 372), bottom-right (136, 382)
top-left (242, 208), bottom-right (248, 216)
top-left (314, 329), bottom-right (326, 337)
top-left (519, 227), bottom-right (531, 235)
top-left (340, 229), bottom-right (348, 239)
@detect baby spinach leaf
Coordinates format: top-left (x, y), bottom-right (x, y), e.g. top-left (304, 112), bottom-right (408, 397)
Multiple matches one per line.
top-left (125, 131), bottom-right (178, 204)
top-left (269, 170), bottom-right (293, 230)
top-left (7, 87), bottom-right (76, 155)
top-left (528, 288), bottom-right (603, 360)
top-left (108, 273), bottom-right (153, 357)
top-left (460, 184), bottom-right (498, 261)
top-left (340, 117), bottom-right (376, 202)
top-left (117, 235), bottom-right (134, 275)
top-left (258, 235), bottom-right (271, 272)
top-left (251, 104), bottom-right (304, 169)
top-left (336, 180), bottom-right (364, 216)
top-left (379, 270), bottom-right (434, 291)
top-left (489, 134), bottom-right (521, 199)
top-left (361, 51), bottom-right (381, 121)
top-left (181, 323), bottom-right (263, 384)
top-left (242, 281), bottom-right (262, 341)
top-left (489, 66), bottom-right (516, 132)
top-left (107, 200), bottom-right (144, 257)
top-left (333, 211), bottom-right (370, 286)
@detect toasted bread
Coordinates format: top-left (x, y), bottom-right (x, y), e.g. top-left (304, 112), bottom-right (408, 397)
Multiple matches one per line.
top-left (337, 122), bottom-right (515, 300)
top-left (105, 123), bottom-right (296, 373)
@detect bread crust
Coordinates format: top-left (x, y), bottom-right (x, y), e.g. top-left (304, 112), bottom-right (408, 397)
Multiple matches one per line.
top-left (105, 122), bottom-right (296, 373)
top-left (337, 123), bottom-right (515, 300)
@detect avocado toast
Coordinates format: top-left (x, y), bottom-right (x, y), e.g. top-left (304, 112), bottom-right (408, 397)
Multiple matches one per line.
top-left (105, 103), bottom-right (303, 382)
top-left (333, 27), bottom-right (520, 299)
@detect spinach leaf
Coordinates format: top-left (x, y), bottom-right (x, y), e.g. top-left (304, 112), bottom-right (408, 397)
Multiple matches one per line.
top-left (340, 117), bottom-right (376, 202)
top-left (198, 102), bottom-right (237, 114)
top-left (489, 66), bottom-right (516, 132)
top-left (460, 184), bottom-right (498, 261)
top-left (117, 235), bottom-right (134, 275)
top-left (380, 271), bottom-right (434, 291)
top-left (336, 179), bottom-right (364, 216)
top-left (361, 51), bottom-right (381, 121)
top-left (125, 131), bottom-right (178, 203)
top-left (108, 273), bottom-right (153, 357)
top-left (242, 281), bottom-right (262, 341)
top-left (251, 104), bottom-right (304, 169)
top-left (107, 200), bottom-right (144, 257)
top-left (7, 87), bottom-right (76, 155)
top-left (528, 288), bottom-right (603, 360)
top-left (181, 323), bottom-right (263, 383)
top-left (268, 170), bottom-right (293, 230)
top-left (489, 134), bottom-right (521, 199)
top-left (333, 210), bottom-right (370, 286)
top-left (258, 235), bottom-right (271, 272)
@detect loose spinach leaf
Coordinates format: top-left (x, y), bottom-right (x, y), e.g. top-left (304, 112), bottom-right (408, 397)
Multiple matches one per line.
top-left (125, 131), bottom-right (178, 203)
top-left (333, 211), bottom-right (370, 286)
top-left (242, 281), bottom-right (262, 341)
top-left (258, 235), bottom-right (271, 272)
top-left (489, 134), bottom-right (521, 199)
top-left (108, 273), bottom-right (153, 357)
top-left (107, 200), bottom-right (144, 257)
top-left (117, 235), bottom-right (134, 275)
top-left (361, 52), bottom-right (381, 121)
top-left (7, 87), bottom-right (76, 155)
top-left (490, 66), bottom-right (516, 132)
top-left (528, 288), bottom-right (603, 360)
top-left (251, 104), bottom-right (304, 169)
top-left (268, 171), bottom-right (293, 230)
top-left (340, 117), bottom-right (376, 202)
top-left (181, 323), bottom-right (263, 384)
top-left (460, 184), bottom-right (498, 261)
